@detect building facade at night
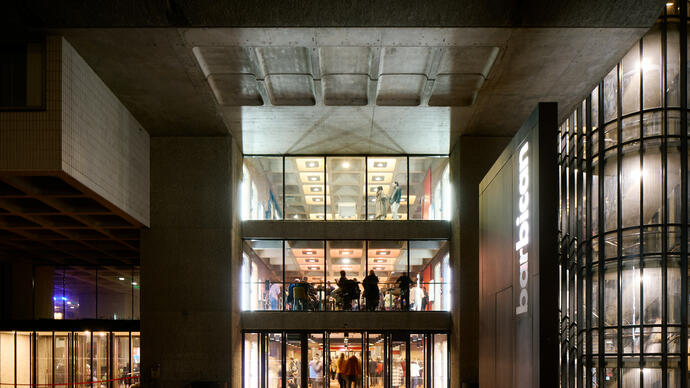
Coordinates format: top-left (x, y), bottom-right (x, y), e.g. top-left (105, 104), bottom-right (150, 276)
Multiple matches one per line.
top-left (0, 1), bottom-right (684, 387)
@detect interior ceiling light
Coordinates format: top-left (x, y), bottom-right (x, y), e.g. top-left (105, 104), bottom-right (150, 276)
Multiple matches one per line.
top-left (376, 250), bottom-right (390, 255)
top-left (306, 161), bottom-right (319, 168)
top-left (313, 197), bottom-right (323, 202)
top-left (308, 266), bottom-right (320, 270)
top-left (118, 277), bottom-right (125, 281)
top-left (342, 161), bottom-right (350, 169)
top-left (304, 250), bottom-right (315, 255)
top-left (341, 250), bottom-right (352, 255)
top-left (310, 186), bottom-right (322, 192)
top-left (374, 162), bottom-right (387, 168)
top-left (372, 176), bottom-right (383, 181)
top-left (374, 266), bottom-right (385, 270)
top-left (293, 214), bottom-right (300, 219)
top-left (341, 258), bottom-right (351, 264)
top-left (373, 259), bottom-right (385, 263)
top-left (308, 176), bottom-right (320, 182)
top-left (305, 259), bottom-right (318, 263)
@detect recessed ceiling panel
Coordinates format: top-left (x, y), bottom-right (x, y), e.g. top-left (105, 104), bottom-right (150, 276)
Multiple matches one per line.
top-left (428, 74), bottom-right (485, 106)
top-left (437, 46), bottom-right (500, 77)
top-left (208, 74), bottom-right (263, 106)
top-left (375, 74), bottom-right (426, 106)
top-left (379, 47), bottom-right (434, 74)
top-left (256, 46), bottom-right (312, 75)
top-left (322, 74), bottom-right (368, 106)
top-left (192, 46), bottom-right (255, 76)
top-left (264, 74), bottom-right (315, 105)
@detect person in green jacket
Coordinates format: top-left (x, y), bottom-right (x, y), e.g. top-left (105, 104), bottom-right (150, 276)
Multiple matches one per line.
top-left (389, 181), bottom-right (402, 220)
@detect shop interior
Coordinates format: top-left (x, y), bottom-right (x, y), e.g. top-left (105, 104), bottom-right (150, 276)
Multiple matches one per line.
top-left (241, 240), bottom-right (450, 311)
top-left (0, 330), bottom-right (140, 387)
top-left (244, 331), bottom-right (448, 388)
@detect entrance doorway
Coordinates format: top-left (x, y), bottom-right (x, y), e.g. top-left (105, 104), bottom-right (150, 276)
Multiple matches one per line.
top-left (243, 331), bottom-right (448, 388)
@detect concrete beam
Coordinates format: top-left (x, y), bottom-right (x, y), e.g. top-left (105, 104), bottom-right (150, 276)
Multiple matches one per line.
top-left (241, 220), bottom-right (451, 240)
top-left (5, 0), bottom-right (665, 28)
top-left (242, 311), bottom-right (451, 331)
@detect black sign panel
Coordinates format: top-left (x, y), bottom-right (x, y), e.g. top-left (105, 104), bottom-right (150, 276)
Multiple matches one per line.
top-left (478, 103), bottom-right (558, 388)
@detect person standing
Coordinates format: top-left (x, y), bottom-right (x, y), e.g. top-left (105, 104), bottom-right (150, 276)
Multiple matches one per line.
top-left (268, 282), bottom-right (282, 310)
top-left (395, 272), bottom-right (414, 311)
top-left (389, 181), bottom-right (402, 220)
top-left (362, 270), bottom-right (380, 311)
top-left (309, 353), bottom-right (324, 388)
top-left (374, 186), bottom-right (387, 220)
top-left (336, 353), bottom-right (347, 388)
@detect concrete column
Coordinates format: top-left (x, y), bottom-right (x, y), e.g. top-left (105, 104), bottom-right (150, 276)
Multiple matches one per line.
top-left (450, 136), bottom-right (510, 388)
top-left (141, 136), bottom-right (241, 388)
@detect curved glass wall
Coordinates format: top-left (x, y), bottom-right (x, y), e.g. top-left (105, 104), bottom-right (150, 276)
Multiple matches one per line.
top-left (558, 4), bottom-right (688, 386)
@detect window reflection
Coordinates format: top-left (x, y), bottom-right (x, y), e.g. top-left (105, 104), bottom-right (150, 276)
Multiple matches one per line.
top-left (409, 157), bottom-right (450, 220)
top-left (243, 157), bottom-right (284, 220)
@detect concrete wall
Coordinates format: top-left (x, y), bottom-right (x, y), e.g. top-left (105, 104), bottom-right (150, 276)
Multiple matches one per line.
top-left (60, 38), bottom-right (150, 226)
top-left (450, 136), bottom-right (510, 388)
top-left (0, 36), bottom-right (150, 226)
top-left (141, 136), bottom-right (240, 388)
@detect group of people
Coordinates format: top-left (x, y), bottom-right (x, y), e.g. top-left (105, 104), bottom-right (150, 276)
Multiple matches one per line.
top-left (333, 353), bottom-right (363, 388)
top-left (265, 270), bottom-right (424, 311)
top-left (374, 181), bottom-right (403, 220)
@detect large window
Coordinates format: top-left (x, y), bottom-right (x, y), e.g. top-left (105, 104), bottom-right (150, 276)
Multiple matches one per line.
top-left (0, 41), bottom-right (44, 110)
top-left (241, 240), bottom-right (450, 312)
top-left (243, 331), bottom-right (449, 388)
top-left (242, 156), bottom-right (445, 221)
top-left (34, 266), bottom-right (140, 320)
top-left (0, 331), bottom-right (140, 387)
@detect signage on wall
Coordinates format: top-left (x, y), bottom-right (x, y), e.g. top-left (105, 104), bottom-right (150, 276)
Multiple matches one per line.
top-left (515, 141), bottom-right (529, 315)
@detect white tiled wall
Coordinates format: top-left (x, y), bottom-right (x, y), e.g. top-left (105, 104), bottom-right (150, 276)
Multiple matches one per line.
top-left (60, 38), bottom-right (150, 226)
top-left (0, 36), bottom-right (62, 171)
top-left (0, 36), bottom-right (150, 226)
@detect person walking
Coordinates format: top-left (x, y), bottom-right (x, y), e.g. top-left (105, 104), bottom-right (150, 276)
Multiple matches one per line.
top-left (395, 272), bottom-right (414, 311)
top-left (362, 270), bottom-right (380, 311)
top-left (336, 353), bottom-right (347, 388)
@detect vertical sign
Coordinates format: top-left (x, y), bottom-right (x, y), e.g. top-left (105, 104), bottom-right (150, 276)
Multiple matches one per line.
top-left (515, 141), bottom-right (529, 315)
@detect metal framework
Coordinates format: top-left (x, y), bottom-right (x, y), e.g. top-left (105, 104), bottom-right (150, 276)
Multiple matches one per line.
top-left (558, 5), bottom-right (688, 387)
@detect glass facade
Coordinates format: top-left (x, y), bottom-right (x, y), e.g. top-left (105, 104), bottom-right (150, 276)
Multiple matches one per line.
top-left (0, 330), bottom-right (140, 387)
top-left (243, 331), bottom-right (448, 388)
top-left (241, 156), bottom-right (447, 221)
top-left (35, 266), bottom-right (141, 320)
top-left (558, 4), bottom-right (688, 386)
top-left (242, 240), bottom-right (450, 311)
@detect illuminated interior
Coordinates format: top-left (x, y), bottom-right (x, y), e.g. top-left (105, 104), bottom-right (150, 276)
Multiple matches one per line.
top-left (242, 240), bottom-right (450, 311)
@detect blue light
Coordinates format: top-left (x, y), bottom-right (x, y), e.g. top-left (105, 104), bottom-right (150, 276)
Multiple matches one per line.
top-left (61, 296), bottom-right (67, 301)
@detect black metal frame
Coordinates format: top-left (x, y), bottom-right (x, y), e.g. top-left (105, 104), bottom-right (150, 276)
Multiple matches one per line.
top-left (558, 6), bottom-right (689, 387)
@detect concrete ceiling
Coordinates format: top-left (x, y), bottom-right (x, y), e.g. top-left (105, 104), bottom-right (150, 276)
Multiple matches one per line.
top-left (7, 1), bottom-right (666, 154)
